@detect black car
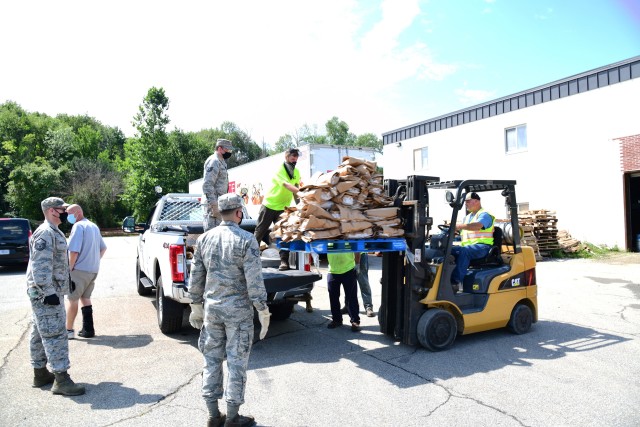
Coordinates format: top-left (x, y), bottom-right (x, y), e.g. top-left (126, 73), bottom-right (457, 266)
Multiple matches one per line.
top-left (0, 218), bottom-right (32, 266)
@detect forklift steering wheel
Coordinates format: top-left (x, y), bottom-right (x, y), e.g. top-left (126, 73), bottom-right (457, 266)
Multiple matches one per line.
top-left (438, 224), bottom-right (460, 235)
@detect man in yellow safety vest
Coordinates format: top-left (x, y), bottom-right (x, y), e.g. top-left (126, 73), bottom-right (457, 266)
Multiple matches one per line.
top-left (451, 192), bottom-right (495, 291)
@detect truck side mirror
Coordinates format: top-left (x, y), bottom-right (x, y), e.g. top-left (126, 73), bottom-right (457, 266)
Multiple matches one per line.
top-left (122, 216), bottom-right (136, 233)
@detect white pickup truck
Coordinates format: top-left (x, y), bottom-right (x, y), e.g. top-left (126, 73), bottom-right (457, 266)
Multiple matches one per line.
top-left (122, 192), bottom-right (321, 334)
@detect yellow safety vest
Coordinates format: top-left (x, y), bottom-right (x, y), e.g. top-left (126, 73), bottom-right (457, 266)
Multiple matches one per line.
top-left (461, 208), bottom-right (495, 246)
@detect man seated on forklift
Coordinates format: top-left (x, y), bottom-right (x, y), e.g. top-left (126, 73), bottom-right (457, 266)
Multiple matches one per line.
top-left (450, 192), bottom-right (495, 292)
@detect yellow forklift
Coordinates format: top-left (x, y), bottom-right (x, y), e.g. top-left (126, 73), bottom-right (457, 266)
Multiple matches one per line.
top-left (379, 177), bottom-right (538, 351)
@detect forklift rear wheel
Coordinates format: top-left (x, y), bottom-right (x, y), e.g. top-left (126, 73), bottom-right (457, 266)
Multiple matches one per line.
top-left (377, 304), bottom-right (385, 329)
top-left (508, 303), bottom-right (533, 334)
top-left (417, 309), bottom-right (457, 351)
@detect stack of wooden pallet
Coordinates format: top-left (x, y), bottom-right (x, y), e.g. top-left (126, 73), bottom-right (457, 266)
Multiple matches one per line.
top-left (557, 230), bottom-right (586, 253)
top-left (518, 221), bottom-right (542, 260)
top-left (518, 209), bottom-right (561, 258)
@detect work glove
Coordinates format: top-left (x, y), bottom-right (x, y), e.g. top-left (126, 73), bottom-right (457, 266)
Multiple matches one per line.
top-left (189, 304), bottom-right (204, 329)
top-left (257, 308), bottom-right (271, 340)
top-left (43, 294), bottom-right (60, 306)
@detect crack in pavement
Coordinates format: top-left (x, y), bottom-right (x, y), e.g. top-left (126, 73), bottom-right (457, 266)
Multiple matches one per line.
top-left (0, 313), bottom-right (32, 381)
top-left (104, 371), bottom-right (202, 426)
top-left (366, 351), bottom-right (530, 426)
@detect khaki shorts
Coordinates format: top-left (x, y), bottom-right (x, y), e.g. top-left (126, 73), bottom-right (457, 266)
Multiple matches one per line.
top-left (69, 269), bottom-right (98, 301)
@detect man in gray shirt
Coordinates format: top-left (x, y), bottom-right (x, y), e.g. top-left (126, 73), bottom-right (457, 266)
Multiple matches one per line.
top-left (65, 204), bottom-right (107, 339)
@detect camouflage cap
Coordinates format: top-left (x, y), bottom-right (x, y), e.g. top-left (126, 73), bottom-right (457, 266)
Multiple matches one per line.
top-left (41, 197), bottom-right (69, 210)
top-left (216, 138), bottom-right (234, 150)
top-left (218, 193), bottom-right (244, 211)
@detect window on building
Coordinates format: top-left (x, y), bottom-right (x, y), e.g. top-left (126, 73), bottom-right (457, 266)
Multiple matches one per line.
top-left (413, 147), bottom-right (428, 170)
top-left (505, 124), bottom-right (527, 153)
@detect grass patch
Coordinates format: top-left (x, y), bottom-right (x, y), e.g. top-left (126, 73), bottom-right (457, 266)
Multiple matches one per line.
top-left (550, 243), bottom-right (621, 259)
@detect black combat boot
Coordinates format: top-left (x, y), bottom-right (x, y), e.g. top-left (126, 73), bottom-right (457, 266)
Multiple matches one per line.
top-left (78, 305), bottom-right (95, 338)
top-left (206, 400), bottom-right (226, 427)
top-left (51, 371), bottom-right (86, 396)
top-left (278, 251), bottom-right (290, 271)
top-left (224, 414), bottom-right (255, 427)
top-left (225, 404), bottom-right (255, 427)
top-left (33, 367), bottom-right (55, 388)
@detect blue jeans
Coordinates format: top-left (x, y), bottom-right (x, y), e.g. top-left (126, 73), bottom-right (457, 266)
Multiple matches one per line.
top-left (328, 268), bottom-right (360, 324)
top-left (450, 244), bottom-right (492, 284)
top-left (357, 254), bottom-right (372, 307)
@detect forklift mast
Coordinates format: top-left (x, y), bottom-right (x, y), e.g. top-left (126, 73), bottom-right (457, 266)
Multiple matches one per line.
top-left (380, 175), bottom-right (439, 346)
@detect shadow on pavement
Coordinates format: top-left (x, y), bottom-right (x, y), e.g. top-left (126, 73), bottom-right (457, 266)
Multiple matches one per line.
top-left (81, 381), bottom-right (164, 409)
top-left (81, 334), bottom-right (154, 349)
top-left (248, 314), bottom-right (630, 388)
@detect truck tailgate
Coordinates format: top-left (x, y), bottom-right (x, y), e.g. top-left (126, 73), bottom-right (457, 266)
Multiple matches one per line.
top-left (262, 268), bottom-right (322, 293)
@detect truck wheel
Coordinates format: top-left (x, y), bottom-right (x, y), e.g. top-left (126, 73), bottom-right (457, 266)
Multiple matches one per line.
top-left (417, 309), bottom-right (457, 351)
top-left (156, 276), bottom-right (184, 334)
top-left (136, 259), bottom-right (152, 296)
top-left (508, 303), bottom-right (533, 335)
top-left (269, 302), bottom-right (294, 321)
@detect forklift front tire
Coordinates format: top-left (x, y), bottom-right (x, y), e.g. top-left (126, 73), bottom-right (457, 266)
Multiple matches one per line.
top-left (417, 309), bottom-right (457, 351)
top-left (508, 303), bottom-right (533, 335)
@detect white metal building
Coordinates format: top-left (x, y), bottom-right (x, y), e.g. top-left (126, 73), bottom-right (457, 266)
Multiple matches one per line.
top-left (382, 56), bottom-right (640, 251)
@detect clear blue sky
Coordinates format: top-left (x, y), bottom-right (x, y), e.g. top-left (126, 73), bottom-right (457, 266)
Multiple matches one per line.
top-left (1, 0), bottom-right (638, 145)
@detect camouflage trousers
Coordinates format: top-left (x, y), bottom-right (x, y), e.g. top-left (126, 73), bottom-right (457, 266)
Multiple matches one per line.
top-left (29, 293), bottom-right (70, 372)
top-left (203, 204), bottom-right (222, 232)
top-left (198, 310), bottom-right (254, 405)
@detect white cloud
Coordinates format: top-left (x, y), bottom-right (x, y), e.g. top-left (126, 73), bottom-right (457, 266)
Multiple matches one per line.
top-left (454, 88), bottom-right (496, 105)
top-left (535, 7), bottom-right (554, 20)
top-left (0, 0), bottom-right (456, 144)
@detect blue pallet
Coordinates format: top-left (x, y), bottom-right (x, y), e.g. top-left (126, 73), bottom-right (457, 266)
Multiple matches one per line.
top-left (278, 238), bottom-right (407, 254)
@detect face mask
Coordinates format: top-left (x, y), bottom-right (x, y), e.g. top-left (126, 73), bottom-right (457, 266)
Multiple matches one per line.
top-left (68, 213), bottom-right (76, 224)
top-left (238, 212), bottom-right (243, 226)
top-left (223, 152), bottom-right (232, 160)
top-left (58, 212), bottom-right (68, 223)
top-left (287, 161), bottom-right (297, 167)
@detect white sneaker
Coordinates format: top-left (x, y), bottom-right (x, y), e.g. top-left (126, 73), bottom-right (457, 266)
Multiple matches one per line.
top-left (67, 329), bottom-right (75, 340)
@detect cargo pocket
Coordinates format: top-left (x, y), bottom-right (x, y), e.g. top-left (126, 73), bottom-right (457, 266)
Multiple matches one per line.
top-left (39, 310), bottom-right (64, 338)
top-left (235, 323), bottom-right (253, 357)
top-left (198, 325), bottom-right (206, 353)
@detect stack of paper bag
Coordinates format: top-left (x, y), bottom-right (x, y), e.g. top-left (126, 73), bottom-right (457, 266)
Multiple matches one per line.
top-left (272, 156), bottom-right (404, 242)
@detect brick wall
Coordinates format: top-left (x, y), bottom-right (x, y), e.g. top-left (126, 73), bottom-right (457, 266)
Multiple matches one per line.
top-left (618, 134), bottom-right (640, 172)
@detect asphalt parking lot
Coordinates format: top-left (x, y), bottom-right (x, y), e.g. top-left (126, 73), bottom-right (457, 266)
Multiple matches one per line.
top-left (0, 236), bottom-right (639, 427)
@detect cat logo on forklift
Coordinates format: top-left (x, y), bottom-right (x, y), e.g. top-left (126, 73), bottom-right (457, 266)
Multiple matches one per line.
top-left (498, 271), bottom-right (534, 290)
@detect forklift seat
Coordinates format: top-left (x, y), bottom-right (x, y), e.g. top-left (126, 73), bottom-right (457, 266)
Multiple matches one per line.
top-left (469, 226), bottom-right (503, 267)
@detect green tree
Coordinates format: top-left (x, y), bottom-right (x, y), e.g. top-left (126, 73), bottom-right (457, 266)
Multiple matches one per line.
top-left (0, 102), bottom-right (54, 214)
top-left (354, 132), bottom-right (382, 152)
top-left (194, 122), bottom-right (264, 168)
top-left (44, 126), bottom-right (77, 167)
top-left (69, 158), bottom-right (124, 227)
top-left (6, 159), bottom-right (67, 220)
top-left (273, 134), bottom-right (296, 153)
top-left (168, 129), bottom-right (210, 190)
top-left (121, 87), bottom-right (176, 218)
top-left (325, 116), bottom-right (356, 146)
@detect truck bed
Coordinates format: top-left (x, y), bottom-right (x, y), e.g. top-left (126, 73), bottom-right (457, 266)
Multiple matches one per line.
top-left (262, 268), bottom-right (323, 293)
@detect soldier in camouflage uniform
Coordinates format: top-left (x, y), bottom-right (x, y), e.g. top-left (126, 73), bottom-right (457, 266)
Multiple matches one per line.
top-left (188, 193), bottom-right (271, 427)
top-left (202, 138), bottom-right (233, 231)
top-left (26, 197), bottom-right (85, 396)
